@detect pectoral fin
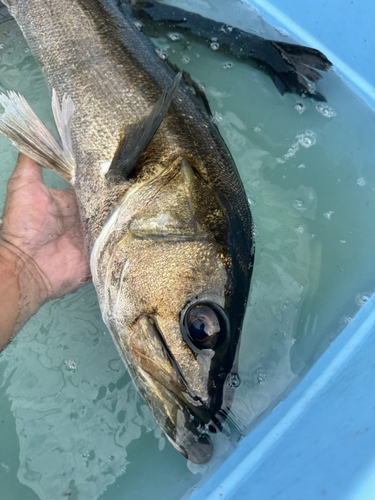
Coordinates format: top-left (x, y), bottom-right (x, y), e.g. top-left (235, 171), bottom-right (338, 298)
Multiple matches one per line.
top-left (107, 71), bottom-right (182, 180)
top-left (0, 90), bottom-right (75, 183)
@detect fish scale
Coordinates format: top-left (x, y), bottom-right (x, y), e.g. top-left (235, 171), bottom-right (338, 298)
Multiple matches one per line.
top-left (0, 0), bottom-right (253, 464)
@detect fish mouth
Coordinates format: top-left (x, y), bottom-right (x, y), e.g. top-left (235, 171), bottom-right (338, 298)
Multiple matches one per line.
top-left (165, 410), bottom-right (215, 465)
top-left (130, 315), bottom-right (228, 464)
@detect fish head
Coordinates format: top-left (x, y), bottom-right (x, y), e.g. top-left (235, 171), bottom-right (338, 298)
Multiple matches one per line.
top-left (95, 155), bottom-right (252, 464)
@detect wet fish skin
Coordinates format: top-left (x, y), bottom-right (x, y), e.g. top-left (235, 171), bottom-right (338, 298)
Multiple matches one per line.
top-left (0, 0), bottom-right (254, 463)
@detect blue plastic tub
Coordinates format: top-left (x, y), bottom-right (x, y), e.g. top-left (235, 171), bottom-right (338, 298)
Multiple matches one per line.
top-left (189, 1), bottom-right (375, 498)
top-left (0, 1), bottom-right (374, 499)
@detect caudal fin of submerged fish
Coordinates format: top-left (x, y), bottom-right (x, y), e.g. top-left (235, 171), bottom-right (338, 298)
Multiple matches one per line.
top-left (124, 0), bottom-right (332, 101)
top-left (0, 89), bottom-right (75, 182)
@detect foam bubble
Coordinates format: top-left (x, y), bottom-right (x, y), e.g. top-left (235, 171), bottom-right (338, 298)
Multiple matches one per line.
top-left (316, 103), bottom-right (337, 118)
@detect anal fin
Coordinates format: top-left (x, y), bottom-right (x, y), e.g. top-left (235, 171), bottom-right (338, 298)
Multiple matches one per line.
top-left (0, 90), bottom-right (75, 183)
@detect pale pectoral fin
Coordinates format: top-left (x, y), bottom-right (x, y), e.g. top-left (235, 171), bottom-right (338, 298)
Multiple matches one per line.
top-left (107, 71), bottom-right (182, 180)
top-left (0, 90), bottom-right (75, 183)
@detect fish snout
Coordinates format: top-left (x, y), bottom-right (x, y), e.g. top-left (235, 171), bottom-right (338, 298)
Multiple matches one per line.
top-left (128, 314), bottom-right (229, 463)
top-left (169, 426), bottom-right (214, 464)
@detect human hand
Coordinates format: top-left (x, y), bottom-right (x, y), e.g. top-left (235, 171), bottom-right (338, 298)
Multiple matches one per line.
top-left (0, 154), bottom-right (90, 302)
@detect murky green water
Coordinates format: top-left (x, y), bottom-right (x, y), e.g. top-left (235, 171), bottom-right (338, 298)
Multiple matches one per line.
top-left (1, 1), bottom-right (375, 499)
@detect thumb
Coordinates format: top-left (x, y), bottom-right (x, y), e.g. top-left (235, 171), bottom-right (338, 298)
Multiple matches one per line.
top-left (7, 153), bottom-right (44, 194)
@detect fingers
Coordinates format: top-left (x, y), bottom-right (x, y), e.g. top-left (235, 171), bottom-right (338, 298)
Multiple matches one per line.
top-left (7, 153), bottom-right (44, 194)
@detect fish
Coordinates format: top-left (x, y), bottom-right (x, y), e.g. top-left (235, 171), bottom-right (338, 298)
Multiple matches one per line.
top-left (124, 0), bottom-right (332, 101)
top-left (0, 0), bottom-right (254, 463)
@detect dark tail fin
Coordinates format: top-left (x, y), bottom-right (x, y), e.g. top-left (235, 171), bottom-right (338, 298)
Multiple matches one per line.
top-left (121, 0), bottom-right (332, 100)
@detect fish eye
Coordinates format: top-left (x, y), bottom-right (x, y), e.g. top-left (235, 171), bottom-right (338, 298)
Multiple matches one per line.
top-left (181, 301), bottom-right (229, 352)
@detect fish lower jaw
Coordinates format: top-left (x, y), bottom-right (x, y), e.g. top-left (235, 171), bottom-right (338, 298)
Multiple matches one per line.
top-left (166, 428), bottom-right (214, 465)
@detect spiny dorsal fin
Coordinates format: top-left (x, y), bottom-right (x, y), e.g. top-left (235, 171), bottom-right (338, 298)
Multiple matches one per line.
top-left (0, 90), bottom-right (75, 183)
top-left (107, 71), bottom-right (181, 180)
top-left (180, 70), bottom-right (212, 116)
top-left (166, 62), bottom-right (212, 115)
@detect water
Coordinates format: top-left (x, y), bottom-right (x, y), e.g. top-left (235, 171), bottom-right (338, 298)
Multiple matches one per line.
top-left (1, 1), bottom-right (375, 499)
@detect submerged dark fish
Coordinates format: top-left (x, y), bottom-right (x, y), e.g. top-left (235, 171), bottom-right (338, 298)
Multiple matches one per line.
top-left (122, 0), bottom-right (332, 101)
top-left (0, 0), bottom-right (254, 463)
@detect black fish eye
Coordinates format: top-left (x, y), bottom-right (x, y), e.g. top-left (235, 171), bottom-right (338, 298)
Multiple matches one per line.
top-left (181, 301), bottom-right (229, 352)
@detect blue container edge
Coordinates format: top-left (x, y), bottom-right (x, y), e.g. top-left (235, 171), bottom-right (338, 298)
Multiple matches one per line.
top-left (188, 292), bottom-right (375, 500)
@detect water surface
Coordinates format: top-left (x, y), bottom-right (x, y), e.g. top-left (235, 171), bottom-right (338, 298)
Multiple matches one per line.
top-left (1, 1), bottom-right (375, 499)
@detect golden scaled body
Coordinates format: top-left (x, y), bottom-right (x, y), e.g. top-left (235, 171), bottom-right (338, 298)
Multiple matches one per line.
top-left (0, 0), bottom-right (254, 463)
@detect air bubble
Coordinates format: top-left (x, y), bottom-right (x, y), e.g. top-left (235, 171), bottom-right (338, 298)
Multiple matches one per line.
top-left (226, 373), bottom-right (241, 388)
top-left (82, 450), bottom-right (95, 462)
top-left (167, 32), bottom-right (182, 42)
top-left (298, 163), bottom-right (306, 169)
top-left (210, 42), bottom-right (220, 51)
top-left (297, 130), bottom-right (316, 148)
top-left (211, 111), bottom-right (223, 124)
top-left (356, 292), bottom-right (370, 307)
top-left (64, 359), bottom-right (77, 373)
top-left (181, 55), bottom-right (190, 64)
top-left (220, 24), bottom-right (233, 34)
top-left (278, 131), bottom-right (316, 163)
top-left (293, 198), bottom-right (306, 211)
top-left (222, 62), bottom-right (233, 69)
top-left (155, 49), bottom-right (168, 61)
top-left (257, 371), bottom-right (266, 384)
top-left (357, 177), bottom-right (366, 187)
top-left (295, 225), bottom-right (305, 233)
top-left (316, 104), bottom-right (337, 118)
top-left (253, 125), bottom-right (262, 133)
top-left (134, 21), bottom-right (143, 31)
top-left (323, 211), bottom-right (334, 220)
top-left (252, 224), bottom-right (259, 238)
top-left (294, 102), bottom-right (306, 114)
top-left (342, 316), bottom-right (353, 326)
top-left (246, 193), bottom-right (257, 206)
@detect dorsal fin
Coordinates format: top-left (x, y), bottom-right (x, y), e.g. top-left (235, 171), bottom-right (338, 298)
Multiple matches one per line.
top-left (107, 71), bottom-right (181, 180)
top-left (166, 61), bottom-right (212, 115)
top-left (180, 70), bottom-right (212, 116)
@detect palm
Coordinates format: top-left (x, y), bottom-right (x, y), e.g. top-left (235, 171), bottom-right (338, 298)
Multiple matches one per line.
top-left (1, 155), bottom-right (90, 298)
